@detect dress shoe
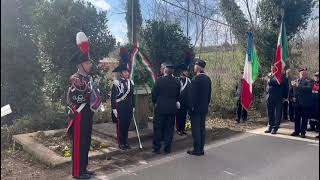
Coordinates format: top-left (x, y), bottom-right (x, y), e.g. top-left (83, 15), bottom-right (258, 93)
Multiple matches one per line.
top-left (291, 132), bottom-right (299, 136)
top-left (300, 134), bottom-right (306, 138)
top-left (176, 131), bottom-right (183, 136)
top-left (316, 135), bottom-right (319, 138)
top-left (152, 149), bottom-right (160, 154)
top-left (264, 129), bottom-right (272, 133)
top-left (118, 144), bottom-right (126, 150)
top-left (85, 170), bottom-right (95, 176)
top-left (187, 150), bottom-right (202, 156)
top-left (73, 174), bottom-right (91, 179)
top-left (271, 129), bottom-right (277, 134)
top-left (124, 144), bottom-right (131, 149)
top-left (164, 148), bottom-right (171, 154)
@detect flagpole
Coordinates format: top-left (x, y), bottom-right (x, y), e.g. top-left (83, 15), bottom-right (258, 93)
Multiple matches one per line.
top-left (131, 0), bottom-right (134, 43)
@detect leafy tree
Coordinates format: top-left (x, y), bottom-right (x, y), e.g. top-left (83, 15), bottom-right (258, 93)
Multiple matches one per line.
top-left (1, 0), bottom-right (44, 119)
top-left (125, 0), bottom-right (143, 42)
top-left (220, 0), bottom-right (315, 109)
top-left (257, 0), bottom-right (315, 40)
top-left (219, 0), bottom-right (249, 48)
top-left (141, 20), bottom-right (193, 75)
top-left (32, 0), bottom-right (116, 103)
top-left (220, 0), bottom-right (316, 72)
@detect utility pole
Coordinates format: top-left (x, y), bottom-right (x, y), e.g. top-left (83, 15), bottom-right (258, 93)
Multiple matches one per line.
top-left (187, 0), bottom-right (189, 37)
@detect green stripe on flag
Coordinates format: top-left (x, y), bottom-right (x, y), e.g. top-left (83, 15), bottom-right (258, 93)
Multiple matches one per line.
top-left (281, 22), bottom-right (289, 62)
top-left (252, 46), bottom-right (260, 82)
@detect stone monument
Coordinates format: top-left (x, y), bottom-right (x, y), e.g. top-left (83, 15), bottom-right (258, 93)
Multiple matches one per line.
top-left (129, 84), bottom-right (152, 130)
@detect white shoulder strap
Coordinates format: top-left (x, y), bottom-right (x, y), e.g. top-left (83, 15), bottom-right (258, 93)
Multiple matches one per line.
top-left (116, 80), bottom-right (131, 103)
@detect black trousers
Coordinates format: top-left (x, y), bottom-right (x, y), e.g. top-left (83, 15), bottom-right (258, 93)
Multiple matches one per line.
top-left (116, 106), bottom-right (133, 146)
top-left (191, 113), bottom-right (206, 153)
top-left (282, 101), bottom-right (295, 121)
top-left (267, 99), bottom-right (282, 131)
top-left (309, 105), bottom-right (319, 130)
top-left (236, 100), bottom-right (247, 121)
top-left (153, 113), bottom-right (175, 151)
top-left (294, 106), bottom-right (309, 135)
top-left (176, 108), bottom-right (188, 132)
top-left (71, 105), bottom-right (94, 177)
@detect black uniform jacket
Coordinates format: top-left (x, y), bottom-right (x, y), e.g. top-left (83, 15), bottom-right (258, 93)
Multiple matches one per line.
top-left (292, 78), bottom-right (313, 107)
top-left (265, 74), bottom-right (288, 102)
top-left (152, 75), bottom-right (180, 115)
top-left (178, 76), bottom-right (191, 110)
top-left (189, 73), bottom-right (212, 115)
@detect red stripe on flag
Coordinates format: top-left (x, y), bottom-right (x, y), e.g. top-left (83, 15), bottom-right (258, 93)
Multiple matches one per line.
top-left (73, 111), bottom-right (82, 177)
top-left (241, 79), bottom-right (252, 111)
top-left (274, 46), bottom-right (282, 84)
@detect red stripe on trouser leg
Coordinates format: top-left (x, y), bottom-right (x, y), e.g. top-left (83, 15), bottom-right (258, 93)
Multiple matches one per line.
top-left (116, 104), bottom-right (121, 145)
top-left (73, 112), bottom-right (82, 177)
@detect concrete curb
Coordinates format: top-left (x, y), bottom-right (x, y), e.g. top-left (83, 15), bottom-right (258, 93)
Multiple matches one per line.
top-left (12, 130), bottom-right (120, 167)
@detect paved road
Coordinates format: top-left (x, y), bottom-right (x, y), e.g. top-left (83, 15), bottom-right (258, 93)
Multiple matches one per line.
top-left (99, 131), bottom-right (319, 180)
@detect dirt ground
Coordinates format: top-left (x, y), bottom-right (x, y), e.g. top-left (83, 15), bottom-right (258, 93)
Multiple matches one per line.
top-left (1, 116), bottom-right (268, 180)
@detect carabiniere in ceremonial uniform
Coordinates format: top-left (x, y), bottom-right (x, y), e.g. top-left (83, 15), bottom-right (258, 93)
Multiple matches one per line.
top-left (175, 64), bottom-right (191, 135)
top-left (66, 32), bottom-right (101, 179)
top-left (111, 64), bottom-right (135, 150)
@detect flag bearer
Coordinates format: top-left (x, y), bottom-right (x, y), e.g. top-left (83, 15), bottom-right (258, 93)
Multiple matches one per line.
top-left (235, 71), bottom-right (248, 123)
top-left (263, 65), bottom-right (287, 134)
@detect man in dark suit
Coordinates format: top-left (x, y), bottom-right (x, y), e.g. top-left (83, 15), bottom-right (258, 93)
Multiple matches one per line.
top-left (187, 59), bottom-right (212, 156)
top-left (291, 67), bottom-right (313, 138)
top-left (152, 62), bottom-right (181, 154)
top-left (308, 72), bottom-right (319, 133)
top-left (263, 65), bottom-right (287, 134)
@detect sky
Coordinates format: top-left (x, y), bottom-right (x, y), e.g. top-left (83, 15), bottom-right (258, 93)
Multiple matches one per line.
top-left (85, 0), bottom-right (319, 45)
top-left (83, 0), bottom-right (154, 45)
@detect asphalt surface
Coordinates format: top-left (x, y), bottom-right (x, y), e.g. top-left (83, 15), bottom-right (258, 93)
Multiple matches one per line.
top-left (101, 133), bottom-right (319, 180)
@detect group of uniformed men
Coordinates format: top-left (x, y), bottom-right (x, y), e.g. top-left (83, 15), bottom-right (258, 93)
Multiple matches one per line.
top-left (66, 32), bottom-right (212, 179)
top-left (236, 65), bottom-right (319, 138)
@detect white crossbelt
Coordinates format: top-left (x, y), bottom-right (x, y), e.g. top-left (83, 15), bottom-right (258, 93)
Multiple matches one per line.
top-left (116, 80), bottom-right (131, 103)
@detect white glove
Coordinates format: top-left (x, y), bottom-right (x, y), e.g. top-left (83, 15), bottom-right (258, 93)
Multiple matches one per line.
top-left (112, 109), bottom-right (118, 118)
top-left (176, 101), bottom-right (181, 109)
top-left (133, 108), bottom-right (135, 112)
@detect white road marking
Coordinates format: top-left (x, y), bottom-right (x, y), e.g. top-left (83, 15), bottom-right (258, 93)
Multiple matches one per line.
top-left (224, 170), bottom-right (236, 176)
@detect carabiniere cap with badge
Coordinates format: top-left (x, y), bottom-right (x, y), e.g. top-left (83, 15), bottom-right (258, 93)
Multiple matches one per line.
top-left (194, 58), bottom-right (206, 68)
top-left (162, 62), bottom-right (175, 69)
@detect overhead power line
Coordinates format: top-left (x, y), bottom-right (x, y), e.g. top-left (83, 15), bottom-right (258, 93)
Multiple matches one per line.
top-left (159, 0), bottom-right (231, 27)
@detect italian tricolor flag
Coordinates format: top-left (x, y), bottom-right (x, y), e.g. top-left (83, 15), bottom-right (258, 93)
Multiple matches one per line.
top-left (241, 32), bottom-right (260, 111)
top-left (274, 21), bottom-right (289, 84)
top-left (129, 41), bottom-right (156, 86)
